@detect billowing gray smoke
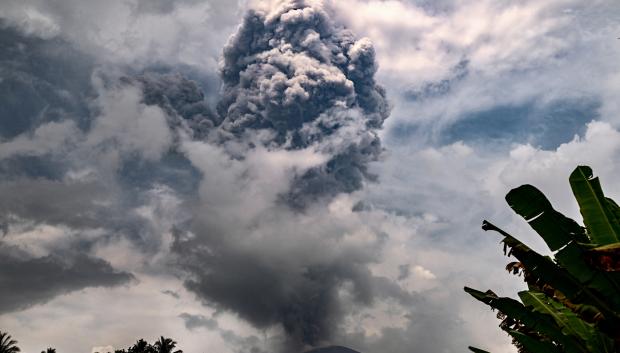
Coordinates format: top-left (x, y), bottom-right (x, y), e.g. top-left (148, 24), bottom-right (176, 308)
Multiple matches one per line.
top-left (168, 0), bottom-right (395, 350)
top-left (139, 0), bottom-right (390, 205)
top-left (217, 0), bottom-right (389, 206)
top-left (137, 1), bottom-right (390, 208)
top-left (132, 72), bottom-right (221, 138)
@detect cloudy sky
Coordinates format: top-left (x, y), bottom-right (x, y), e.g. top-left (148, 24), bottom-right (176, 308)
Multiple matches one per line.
top-left (1, 0), bottom-right (620, 352)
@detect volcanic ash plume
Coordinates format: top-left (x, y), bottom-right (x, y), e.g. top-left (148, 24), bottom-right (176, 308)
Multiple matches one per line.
top-left (169, 0), bottom-right (395, 350)
top-left (216, 0), bottom-right (390, 206)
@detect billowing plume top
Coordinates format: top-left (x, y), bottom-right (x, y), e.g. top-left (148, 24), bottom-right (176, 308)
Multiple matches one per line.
top-left (216, 0), bottom-right (390, 205)
top-left (219, 0), bottom-right (388, 137)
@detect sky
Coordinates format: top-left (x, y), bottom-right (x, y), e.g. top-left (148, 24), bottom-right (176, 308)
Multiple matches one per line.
top-left (0, 0), bottom-right (620, 352)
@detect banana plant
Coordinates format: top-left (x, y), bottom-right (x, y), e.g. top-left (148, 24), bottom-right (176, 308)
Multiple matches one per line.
top-left (465, 166), bottom-right (620, 353)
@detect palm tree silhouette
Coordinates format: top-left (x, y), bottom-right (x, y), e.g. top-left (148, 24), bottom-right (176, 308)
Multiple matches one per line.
top-left (0, 331), bottom-right (21, 353)
top-left (128, 339), bottom-right (154, 353)
top-left (153, 337), bottom-right (182, 353)
top-left (41, 348), bottom-right (56, 353)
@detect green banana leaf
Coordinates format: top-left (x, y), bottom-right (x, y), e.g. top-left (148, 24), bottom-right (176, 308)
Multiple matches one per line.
top-left (467, 166), bottom-right (620, 353)
top-left (465, 287), bottom-right (585, 353)
top-left (484, 221), bottom-right (581, 298)
top-left (482, 221), bottom-right (620, 326)
top-left (519, 291), bottom-right (615, 353)
top-left (569, 166), bottom-right (620, 245)
top-left (506, 182), bottom-right (620, 312)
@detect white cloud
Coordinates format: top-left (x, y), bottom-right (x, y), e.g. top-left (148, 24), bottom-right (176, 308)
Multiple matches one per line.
top-left (332, 0), bottom-right (620, 139)
top-left (0, 120), bottom-right (79, 159)
top-left (0, 0), bottom-right (244, 69)
top-left (91, 345), bottom-right (115, 353)
top-left (0, 5), bottom-right (61, 38)
top-left (333, 0), bottom-right (571, 80)
top-left (85, 79), bottom-right (173, 165)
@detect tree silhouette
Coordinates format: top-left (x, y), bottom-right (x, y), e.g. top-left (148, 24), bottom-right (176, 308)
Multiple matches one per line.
top-left (0, 331), bottom-right (20, 353)
top-left (153, 337), bottom-right (182, 353)
top-left (127, 339), bottom-right (154, 353)
top-left (41, 348), bottom-right (56, 353)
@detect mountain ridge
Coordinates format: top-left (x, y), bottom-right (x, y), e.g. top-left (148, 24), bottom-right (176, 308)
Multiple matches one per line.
top-left (304, 346), bottom-right (361, 353)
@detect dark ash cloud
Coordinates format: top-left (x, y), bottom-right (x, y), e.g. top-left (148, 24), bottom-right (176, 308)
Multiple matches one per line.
top-left (0, 179), bottom-right (113, 229)
top-left (306, 346), bottom-right (360, 353)
top-left (0, 22), bottom-right (94, 139)
top-left (130, 72), bottom-right (221, 139)
top-left (0, 50), bottom-right (190, 312)
top-left (180, 312), bottom-right (270, 353)
top-left (397, 264), bottom-right (410, 281)
top-left (214, 0), bottom-right (390, 206)
top-left (0, 22), bottom-right (167, 317)
top-left (162, 289), bottom-right (181, 299)
top-left (173, 206), bottom-right (414, 350)
top-left (168, 1), bottom-right (397, 349)
top-left (0, 178), bottom-right (170, 253)
top-left (148, 1), bottom-right (403, 350)
top-left (177, 247), bottom-right (360, 345)
top-left (133, 0), bottom-right (392, 206)
top-left (0, 244), bottom-right (133, 314)
top-left (179, 312), bottom-right (219, 331)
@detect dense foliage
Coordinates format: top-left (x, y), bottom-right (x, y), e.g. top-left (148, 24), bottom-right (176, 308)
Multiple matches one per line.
top-left (465, 166), bottom-right (620, 352)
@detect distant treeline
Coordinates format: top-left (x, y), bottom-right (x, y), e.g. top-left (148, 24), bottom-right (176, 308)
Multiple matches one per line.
top-left (0, 332), bottom-right (182, 353)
